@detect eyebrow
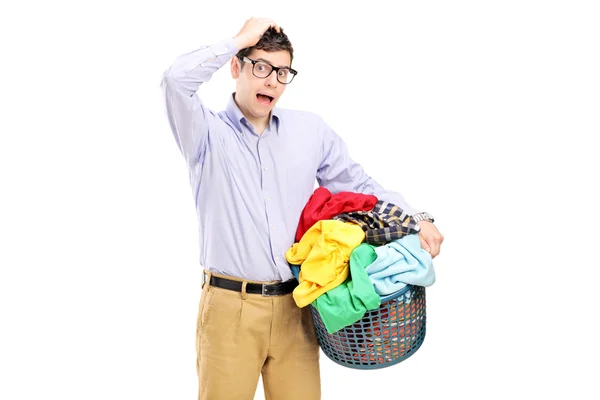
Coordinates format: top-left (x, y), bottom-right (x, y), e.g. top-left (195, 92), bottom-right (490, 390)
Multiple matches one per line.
top-left (255, 58), bottom-right (291, 69)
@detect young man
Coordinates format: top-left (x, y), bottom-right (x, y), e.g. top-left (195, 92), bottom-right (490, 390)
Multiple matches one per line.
top-left (161, 17), bottom-right (443, 400)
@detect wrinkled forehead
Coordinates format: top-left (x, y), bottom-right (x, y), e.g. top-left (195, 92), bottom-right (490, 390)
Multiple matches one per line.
top-left (246, 49), bottom-right (292, 68)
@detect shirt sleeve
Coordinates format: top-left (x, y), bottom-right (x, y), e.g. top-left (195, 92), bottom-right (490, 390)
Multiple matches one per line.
top-left (315, 116), bottom-right (419, 216)
top-left (160, 38), bottom-right (238, 165)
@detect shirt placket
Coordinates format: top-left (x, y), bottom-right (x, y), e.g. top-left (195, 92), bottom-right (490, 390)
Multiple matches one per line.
top-left (256, 130), bottom-right (282, 278)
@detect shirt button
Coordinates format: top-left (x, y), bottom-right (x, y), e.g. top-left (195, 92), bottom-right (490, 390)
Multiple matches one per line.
top-left (266, 197), bottom-right (270, 201)
top-left (264, 167), bottom-right (268, 171)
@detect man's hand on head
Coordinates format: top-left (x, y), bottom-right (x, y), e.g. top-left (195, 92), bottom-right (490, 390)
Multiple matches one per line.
top-left (234, 17), bottom-right (280, 50)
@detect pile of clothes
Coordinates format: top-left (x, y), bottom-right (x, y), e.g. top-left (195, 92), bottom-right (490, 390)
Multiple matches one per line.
top-left (286, 187), bottom-right (436, 334)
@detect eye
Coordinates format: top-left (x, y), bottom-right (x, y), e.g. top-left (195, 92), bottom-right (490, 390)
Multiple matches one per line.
top-left (256, 63), bottom-right (270, 72)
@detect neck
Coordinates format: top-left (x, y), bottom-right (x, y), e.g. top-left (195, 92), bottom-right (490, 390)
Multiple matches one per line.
top-left (234, 96), bottom-right (270, 135)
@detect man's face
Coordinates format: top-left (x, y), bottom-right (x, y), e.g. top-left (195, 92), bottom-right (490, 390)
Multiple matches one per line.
top-left (231, 49), bottom-right (292, 124)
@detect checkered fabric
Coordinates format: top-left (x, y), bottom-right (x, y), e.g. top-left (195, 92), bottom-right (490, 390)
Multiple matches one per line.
top-left (333, 200), bottom-right (420, 245)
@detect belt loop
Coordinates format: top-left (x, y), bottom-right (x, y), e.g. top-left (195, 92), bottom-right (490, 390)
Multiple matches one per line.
top-left (240, 281), bottom-right (248, 300)
top-left (202, 270), bottom-right (213, 292)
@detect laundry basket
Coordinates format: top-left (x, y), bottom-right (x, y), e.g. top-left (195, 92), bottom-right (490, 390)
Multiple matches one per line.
top-left (309, 285), bottom-right (426, 370)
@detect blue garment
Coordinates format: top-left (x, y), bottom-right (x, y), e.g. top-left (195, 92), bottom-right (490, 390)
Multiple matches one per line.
top-left (290, 265), bottom-right (301, 281)
top-left (161, 37), bottom-right (418, 281)
top-left (366, 234), bottom-right (435, 295)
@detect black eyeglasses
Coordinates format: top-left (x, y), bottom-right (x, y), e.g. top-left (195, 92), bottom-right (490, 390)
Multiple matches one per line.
top-left (238, 56), bottom-right (298, 84)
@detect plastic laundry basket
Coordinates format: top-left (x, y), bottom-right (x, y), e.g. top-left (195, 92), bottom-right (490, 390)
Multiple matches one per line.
top-left (309, 285), bottom-right (426, 370)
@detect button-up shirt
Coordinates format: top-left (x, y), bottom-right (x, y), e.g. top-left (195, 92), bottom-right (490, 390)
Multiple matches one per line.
top-left (160, 37), bottom-right (418, 282)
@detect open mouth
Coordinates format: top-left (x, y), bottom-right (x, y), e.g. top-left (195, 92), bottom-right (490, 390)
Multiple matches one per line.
top-left (256, 93), bottom-right (274, 105)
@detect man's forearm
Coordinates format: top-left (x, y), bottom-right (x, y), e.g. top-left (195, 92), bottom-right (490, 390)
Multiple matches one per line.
top-left (160, 38), bottom-right (238, 164)
top-left (161, 38), bottom-right (238, 96)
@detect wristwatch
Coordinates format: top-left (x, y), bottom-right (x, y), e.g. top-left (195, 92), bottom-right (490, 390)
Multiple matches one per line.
top-left (412, 212), bottom-right (435, 223)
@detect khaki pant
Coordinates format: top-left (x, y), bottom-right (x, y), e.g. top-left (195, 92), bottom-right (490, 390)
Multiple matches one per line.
top-left (196, 271), bottom-right (321, 400)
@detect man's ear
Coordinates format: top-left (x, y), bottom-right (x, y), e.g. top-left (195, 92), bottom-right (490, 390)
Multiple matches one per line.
top-left (231, 57), bottom-right (240, 79)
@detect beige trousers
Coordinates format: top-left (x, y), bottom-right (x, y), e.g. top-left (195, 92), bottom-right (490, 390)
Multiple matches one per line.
top-left (196, 271), bottom-right (321, 400)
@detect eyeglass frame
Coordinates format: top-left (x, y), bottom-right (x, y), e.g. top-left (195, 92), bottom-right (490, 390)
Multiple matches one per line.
top-left (237, 55), bottom-right (298, 84)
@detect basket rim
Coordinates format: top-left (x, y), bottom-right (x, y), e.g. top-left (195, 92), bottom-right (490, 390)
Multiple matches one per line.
top-left (379, 284), bottom-right (415, 303)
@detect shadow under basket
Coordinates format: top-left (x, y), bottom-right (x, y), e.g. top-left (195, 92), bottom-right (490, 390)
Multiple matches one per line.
top-left (309, 285), bottom-right (426, 370)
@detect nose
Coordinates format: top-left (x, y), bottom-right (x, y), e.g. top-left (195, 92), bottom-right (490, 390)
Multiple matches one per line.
top-left (265, 72), bottom-right (278, 88)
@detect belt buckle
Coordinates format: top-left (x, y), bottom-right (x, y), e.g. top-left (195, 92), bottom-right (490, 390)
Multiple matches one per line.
top-left (262, 282), bottom-right (282, 297)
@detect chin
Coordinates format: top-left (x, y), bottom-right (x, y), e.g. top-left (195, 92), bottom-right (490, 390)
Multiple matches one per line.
top-left (254, 107), bottom-right (272, 117)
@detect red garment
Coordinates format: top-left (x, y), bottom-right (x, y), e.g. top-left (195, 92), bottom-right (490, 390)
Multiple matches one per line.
top-left (295, 187), bottom-right (378, 242)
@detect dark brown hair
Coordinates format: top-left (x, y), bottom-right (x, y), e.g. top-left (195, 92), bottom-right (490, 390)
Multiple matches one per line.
top-left (236, 27), bottom-right (294, 64)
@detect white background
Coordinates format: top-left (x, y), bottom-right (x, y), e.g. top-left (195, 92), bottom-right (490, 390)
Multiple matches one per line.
top-left (1, 0), bottom-right (599, 399)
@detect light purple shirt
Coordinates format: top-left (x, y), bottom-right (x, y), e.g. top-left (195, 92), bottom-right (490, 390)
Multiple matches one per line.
top-left (160, 37), bottom-right (418, 282)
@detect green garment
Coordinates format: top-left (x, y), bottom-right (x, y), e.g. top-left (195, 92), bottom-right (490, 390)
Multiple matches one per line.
top-left (312, 243), bottom-right (381, 333)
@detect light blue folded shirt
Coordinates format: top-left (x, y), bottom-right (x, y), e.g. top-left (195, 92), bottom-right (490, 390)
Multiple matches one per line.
top-left (366, 234), bottom-right (435, 295)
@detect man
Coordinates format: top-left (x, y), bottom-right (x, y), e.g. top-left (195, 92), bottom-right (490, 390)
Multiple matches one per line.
top-left (161, 17), bottom-right (444, 400)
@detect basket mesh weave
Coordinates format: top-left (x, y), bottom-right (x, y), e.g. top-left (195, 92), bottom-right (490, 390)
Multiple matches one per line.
top-left (309, 285), bottom-right (426, 369)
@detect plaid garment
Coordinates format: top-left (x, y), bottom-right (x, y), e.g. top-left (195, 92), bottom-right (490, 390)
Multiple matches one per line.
top-left (333, 200), bottom-right (421, 245)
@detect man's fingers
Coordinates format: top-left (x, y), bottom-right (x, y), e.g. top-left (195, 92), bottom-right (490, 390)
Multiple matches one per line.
top-left (236, 17), bottom-right (281, 49)
top-left (419, 232), bottom-right (443, 258)
top-left (267, 22), bottom-right (280, 32)
top-left (254, 17), bottom-right (280, 31)
top-left (428, 234), bottom-right (444, 258)
top-left (429, 242), bottom-right (441, 258)
top-left (418, 234), bottom-right (430, 254)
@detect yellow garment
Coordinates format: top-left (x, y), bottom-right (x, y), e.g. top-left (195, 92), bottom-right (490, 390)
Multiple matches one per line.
top-left (286, 220), bottom-right (365, 308)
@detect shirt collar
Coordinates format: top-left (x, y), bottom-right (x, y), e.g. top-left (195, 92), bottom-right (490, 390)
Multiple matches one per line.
top-left (225, 93), bottom-right (281, 134)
